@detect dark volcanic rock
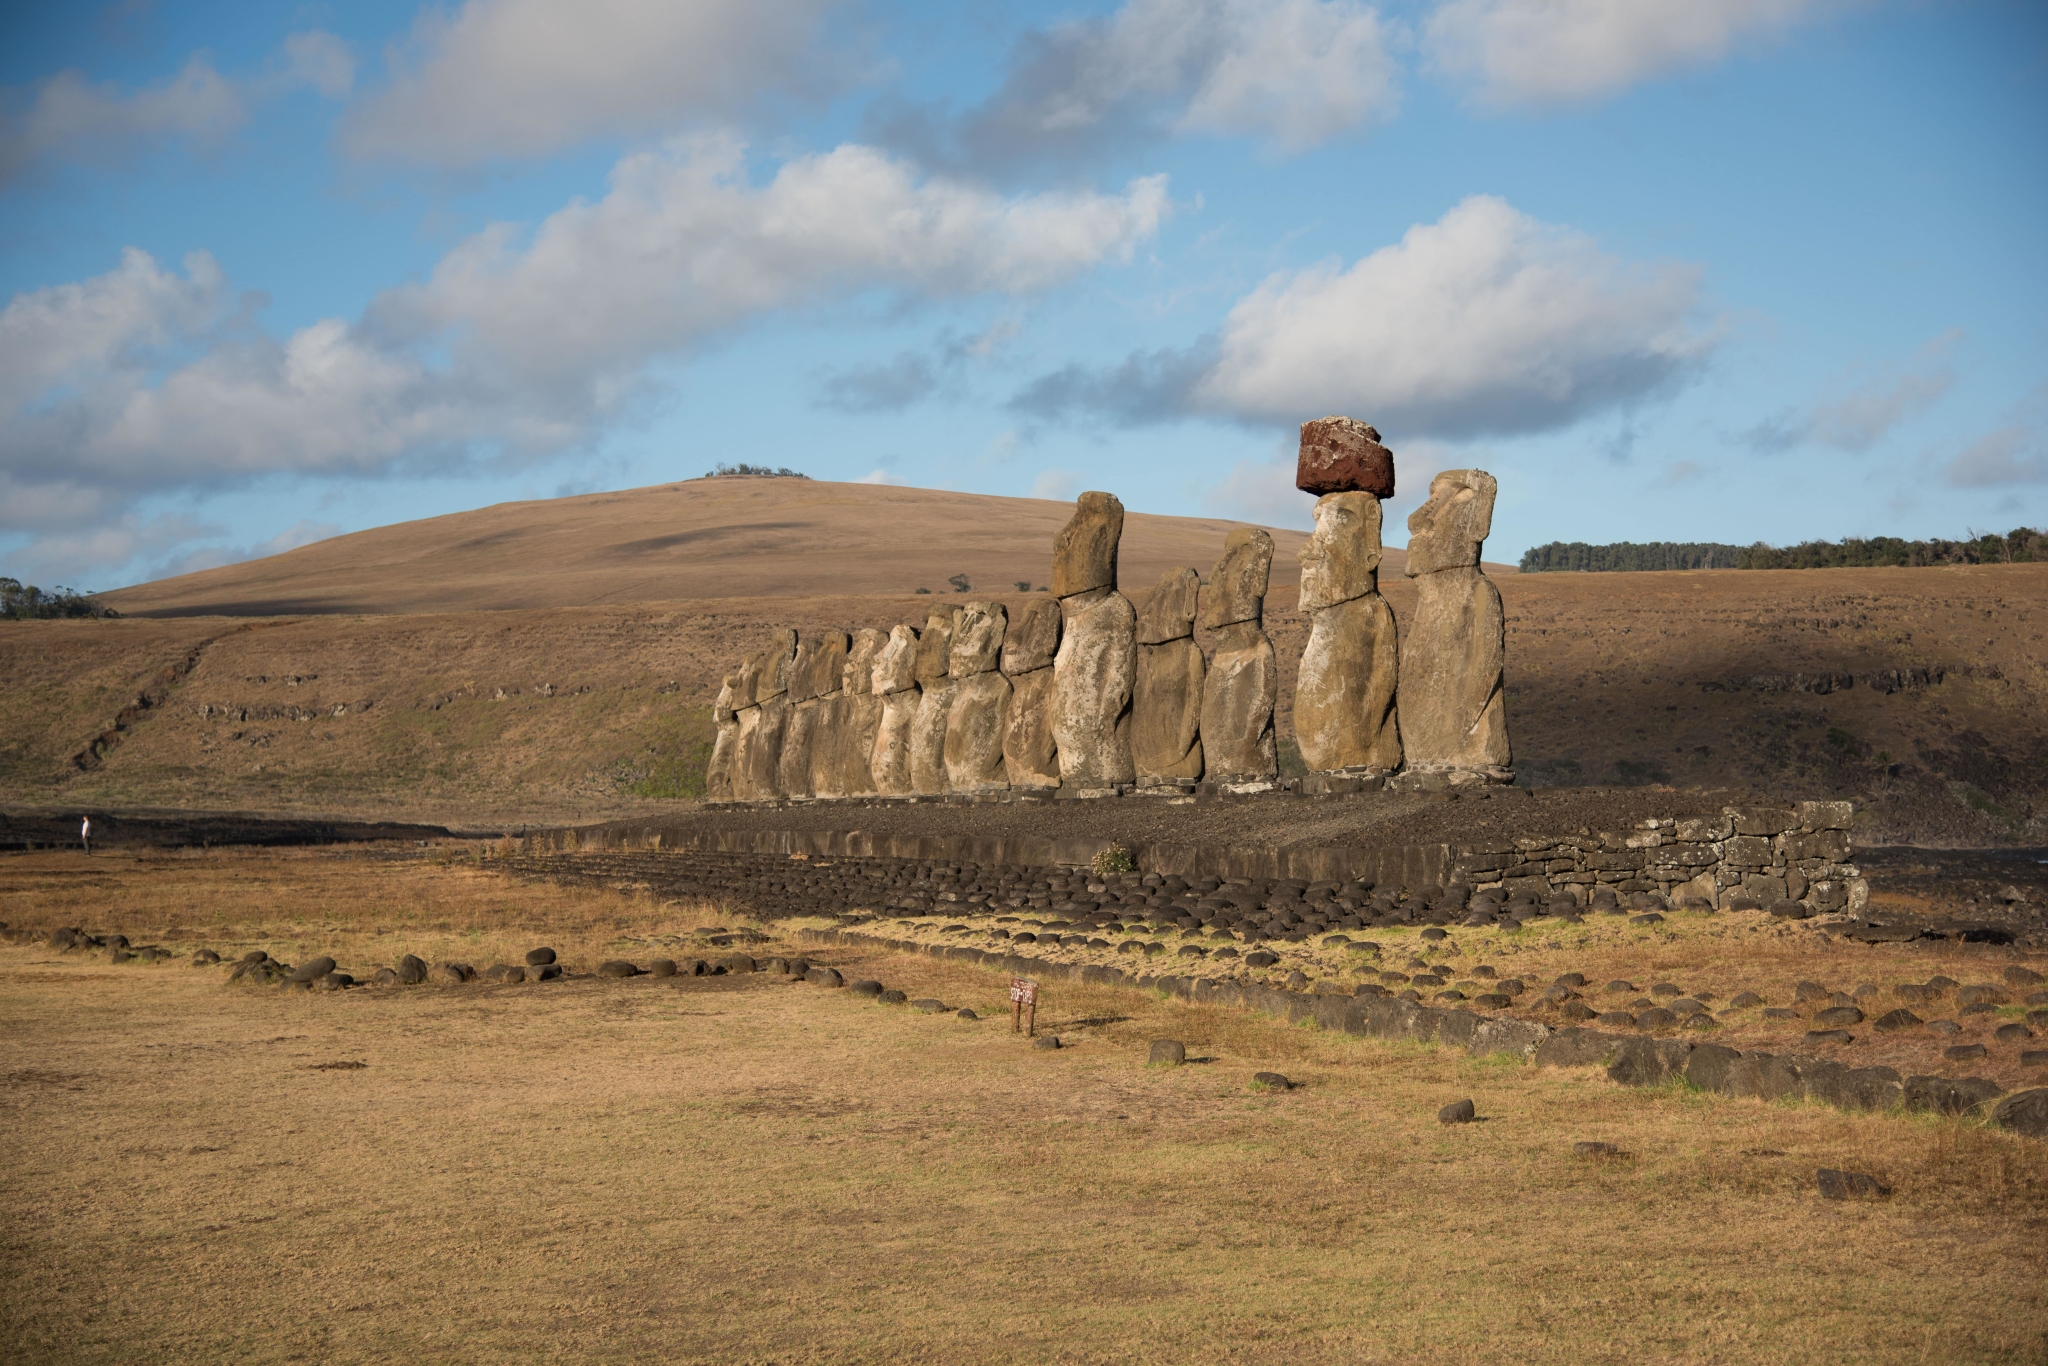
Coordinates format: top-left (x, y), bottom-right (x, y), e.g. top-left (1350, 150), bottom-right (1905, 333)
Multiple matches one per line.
top-left (1438, 1098), bottom-right (1476, 1124)
top-left (1148, 1039), bottom-right (1187, 1066)
top-left (525, 947), bottom-right (557, 967)
top-left (1990, 1088), bottom-right (2048, 1140)
top-left (1816, 1168), bottom-right (1890, 1199)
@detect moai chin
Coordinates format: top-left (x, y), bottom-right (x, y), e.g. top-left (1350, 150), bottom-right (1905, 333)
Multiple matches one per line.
top-left (1198, 528), bottom-right (1277, 788)
top-left (1394, 469), bottom-right (1511, 788)
top-left (1050, 492), bottom-right (1136, 792)
top-left (1295, 491), bottom-right (1401, 781)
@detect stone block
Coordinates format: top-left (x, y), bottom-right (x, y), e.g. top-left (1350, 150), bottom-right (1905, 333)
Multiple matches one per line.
top-left (1796, 799), bottom-right (1855, 831)
top-left (1730, 805), bottom-right (1798, 836)
top-left (1296, 416), bottom-right (1395, 498)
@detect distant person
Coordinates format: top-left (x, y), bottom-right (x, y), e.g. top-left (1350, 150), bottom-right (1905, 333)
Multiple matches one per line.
top-left (81, 815), bottom-right (93, 855)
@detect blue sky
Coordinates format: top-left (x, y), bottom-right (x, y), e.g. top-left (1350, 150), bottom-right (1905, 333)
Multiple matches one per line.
top-left (3, 0), bottom-right (2044, 590)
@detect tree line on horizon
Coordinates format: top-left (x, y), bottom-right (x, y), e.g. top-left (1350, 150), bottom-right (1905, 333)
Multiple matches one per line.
top-left (1520, 528), bottom-right (2043, 573)
top-left (1, 578), bottom-right (118, 620)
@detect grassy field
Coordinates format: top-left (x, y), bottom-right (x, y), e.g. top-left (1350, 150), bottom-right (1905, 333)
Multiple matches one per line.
top-left (3, 847), bottom-right (2046, 1364)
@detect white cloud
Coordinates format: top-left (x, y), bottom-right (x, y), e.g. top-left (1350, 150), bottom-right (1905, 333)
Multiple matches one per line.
top-left (874, 0), bottom-right (1399, 171)
top-left (1196, 195), bottom-right (1710, 435)
top-left (376, 136), bottom-right (1169, 390)
top-left (0, 34), bottom-right (353, 181)
top-left (852, 468), bottom-right (910, 486)
top-left (1425, 0), bottom-right (1855, 106)
top-left (1747, 330), bottom-right (1958, 452)
top-left (342, 0), bottom-right (842, 165)
top-left (1, 140), bottom-right (1167, 578)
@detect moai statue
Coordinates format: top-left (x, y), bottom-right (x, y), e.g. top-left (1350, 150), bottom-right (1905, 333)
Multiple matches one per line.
top-left (908, 605), bottom-right (961, 795)
top-left (1001, 597), bottom-right (1062, 790)
top-left (1131, 567), bottom-right (1204, 787)
top-left (1050, 492), bottom-right (1136, 793)
top-left (944, 601), bottom-right (1011, 792)
top-left (705, 670), bottom-right (741, 802)
top-left (731, 630), bottom-right (795, 801)
top-left (1396, 469), bottom-right (1511, 786)
top-left (816, 627), bottom-right (886, 798)
top-left (1198, 529), bottom-right (1277, 787)
top-left (780, 631), bottom-right (848, 800)
top-left (869, 624), bottom-right (921, 796)
top-left (1292, 418), bottom-right (1402, 784)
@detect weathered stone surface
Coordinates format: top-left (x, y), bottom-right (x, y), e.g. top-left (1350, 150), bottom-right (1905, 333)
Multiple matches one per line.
top-left (1201, 528), bottom-right (1273, 630)
top-left (1817, 1168), bottom-right (1890, 1199)
top-left (1606, 1036), bottom-right (1692, 1086)
top-left (708, 675), bottom-right (741, 802)
top-left (949, 601), bottom-right (1006, 676)
top-left (1438, 1097), bottom-right (1476, 1124)
top-left (944, 671), bottom-right (1013, 792)
top-left (914, 607), bottom-right (960, 682)
top-left (871, 690), bottom-right (919, 796)
top-left (778, 698), bottom-right (822, 799)
top-left (1685, 1043), bottom-right (1743, 1093)
top-left (1296, 594), bottom-right (1401, 774)
top-left (872, 624), bottom-right (920, 696)
top-left (1052, 586), bottom-right (1136, 787)
top-left (1398, 565), bottom-right (1508, 775)
top-left (731, 697), bottom-right (788, 802)
top-left (1135, 567), bottom-right (1200, 644)
top-left (1990, 1087), bottom-right (2048, 1140)
top-left (1148, 1039), bottom-right (1187, 1066)
top-left (813, 629), bottom-right (887, 798)
top-left (1002, 596), bottom-right (1062, 674)
top-left (1201, 620), bottom-right (1277, 782)
top-left (1297, 416), bottom-right (1395, 498)
top-left (1133, 634), bottom-right (1204, 784)
top-left (1002, 665), bottom-right (1060, 789)
top-left (909, 679), bottom-right (955, 795)
top-left (1052, 491), bottom-right (1124, 598)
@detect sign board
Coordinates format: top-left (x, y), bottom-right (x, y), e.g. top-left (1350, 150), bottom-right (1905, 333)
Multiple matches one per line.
top-left (1010, 976), bottom-right (1039, 1036)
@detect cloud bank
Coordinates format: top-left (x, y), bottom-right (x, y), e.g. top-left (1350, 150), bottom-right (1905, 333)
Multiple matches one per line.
top-left (1015, 195), bottom-right (1711, 441)
top-left (1425, 0), bottom-right (1857, 106)
top-left (0, 140), bottom-right (1169, 571)
top-left (872, 0), bottom-right (1400, 173)
top-left (342, 0), bottom-right (844, 165)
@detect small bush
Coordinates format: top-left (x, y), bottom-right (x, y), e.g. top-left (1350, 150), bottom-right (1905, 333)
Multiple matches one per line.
top-left (1091, 844), bottom-right (1136, 876)
top-left (1014, 581), bottom-right (1032, 592)
top-left (701, 463), bottom-right (809, 480)
top-left (948, 573), bottom-right (971, 593)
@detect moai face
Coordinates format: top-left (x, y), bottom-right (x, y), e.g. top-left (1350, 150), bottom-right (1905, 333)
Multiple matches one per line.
top-left (1297, 491), bottom-right (1383, 611)
top-left (1199, 527), bottom-right (1273, 630)
top-left (1051, 491), bottom-right (1123, 597)
top-left (1404, 470), bottom-right (1497, 577)
top-left (949, 601), bottom-right (1008, 676)
top-left (1135, 566), bottom-right (1199, 645)
top-left (844, 628), bottom-right (887, 697)
top-left (871, 624), bottom-right (920, 695)
top-left (1002, 596), bottom-right (1061, 674)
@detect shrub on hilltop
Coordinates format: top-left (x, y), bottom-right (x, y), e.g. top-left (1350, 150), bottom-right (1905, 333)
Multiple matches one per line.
top-left (1, 578), bottom-right (118, 620)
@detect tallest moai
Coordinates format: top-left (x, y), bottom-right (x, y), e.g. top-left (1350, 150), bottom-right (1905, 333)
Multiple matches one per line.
top-left (1049, 491), bottom-right (1137, 794)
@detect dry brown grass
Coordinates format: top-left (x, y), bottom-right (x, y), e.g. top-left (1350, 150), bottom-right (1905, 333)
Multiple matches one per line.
top-left (854, 907), bottom-right (2048, 1093)
top-left (3, 848), bottom-right (2046, 1364)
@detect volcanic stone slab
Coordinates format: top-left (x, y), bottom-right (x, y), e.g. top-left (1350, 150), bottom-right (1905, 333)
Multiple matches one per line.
top-left (1296, 416), bottom-right (1395, 498)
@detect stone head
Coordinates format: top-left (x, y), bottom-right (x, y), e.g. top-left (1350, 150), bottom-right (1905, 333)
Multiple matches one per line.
top-left (1001, 596), bottom-right (1061, 674)
top-left (1200, 527), bottom-right (1273, 630)
top-left (1298, 492), bottom-right (1383, 611)
top-left (949, 601), bottom-right (1008, 676)
top-left (843, 629), bottom-right (887, 697)
top-left (1404, 470), bottom-right (1496, 576)
top-left (871, 624), bottom-right (920, 695)
top-left (1135, 567), bottom-right (1199, 644)
top-left (754, 629), bottom-right (797, 700)
top-left (1051, 491), bottom-right (1123, 597)
top-left (714, 672), bottom-right (741, 722)
top-left (914, 606), bottom-right (960, 681)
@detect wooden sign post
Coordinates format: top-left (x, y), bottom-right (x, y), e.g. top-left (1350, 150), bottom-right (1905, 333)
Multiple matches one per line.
top-left (1010, 977), bottom-right (1038, 1037)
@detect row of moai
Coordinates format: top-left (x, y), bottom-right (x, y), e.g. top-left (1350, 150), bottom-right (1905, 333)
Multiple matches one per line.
top-left (706, 416), bottom-right (1512, 803)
